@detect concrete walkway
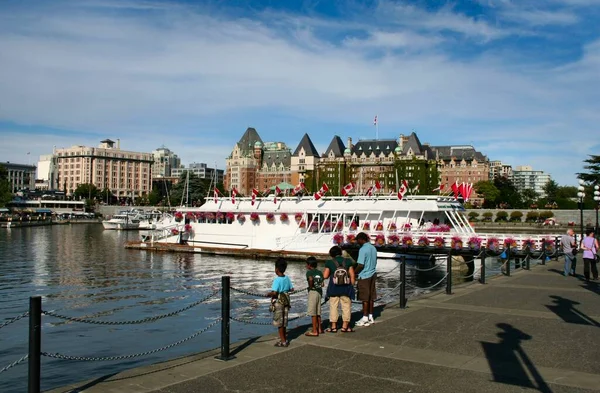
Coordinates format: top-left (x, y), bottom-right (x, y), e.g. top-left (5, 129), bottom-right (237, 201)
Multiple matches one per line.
top-left (49, 260), bottom-right (600, 393)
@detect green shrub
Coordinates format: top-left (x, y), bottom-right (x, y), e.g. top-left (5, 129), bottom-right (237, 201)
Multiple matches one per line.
top-left (482, 212), bottom-right (493, 222)
top-left (525, 211), bottom-right (539, 222)
top-left (468, 212), bottom-right (480, 221)
top-left (510, 211), bottom-right (523, 222)
top-left (495, 211), bottom-right (508, 222)
top-left (539, 210), bottom-right (554, 220)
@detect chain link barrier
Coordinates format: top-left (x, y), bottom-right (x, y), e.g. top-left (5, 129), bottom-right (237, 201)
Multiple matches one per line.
top-left (41, 318), bottom-right (221, 362)
top-left (457, 266), bottom-right (483, 280)
top-left (0, 311), bottom-right (29, 330)
top-left (42, 289), bottom-right (220, 326)
top-left (230, 287), bottom-right (307, 298)
top-left (406, 272), bottom-right (449, 291)
top-left (408, 262), bottom-right (445, 272)
top-left (230, 314), bottom-right (305, 326)
top-left (0, 354), bottom-right (28, 375)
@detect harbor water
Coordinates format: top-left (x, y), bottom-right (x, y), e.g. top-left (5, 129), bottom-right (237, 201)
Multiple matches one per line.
top-left (0, 224), bottom-right (449, 392)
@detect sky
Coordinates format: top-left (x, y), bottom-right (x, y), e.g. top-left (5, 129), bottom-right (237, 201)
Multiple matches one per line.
top-left (0, 0), bottom-right (599, 185)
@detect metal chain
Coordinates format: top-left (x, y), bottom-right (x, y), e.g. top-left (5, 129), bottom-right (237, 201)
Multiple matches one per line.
top-left (406, 273), bottom-right (449, 290)
top-left (42, 289), bottom-right (220, 325)
top-left (458, 266), bottom-right (482, 279)
top-left (0, 354), bottom-right (28, 375)
top-left (231, 287), bottom-right (306, 298)
top-left (41, 319), bottom-right (221, 362)
top-left (408, 263), bottom-right (444, 272)
top-left (230, 314), bottom-right (305, 326)
top-left (0, 311), bottom-right (29, 330)
top-left (378, 264), bottom-right (400, 277)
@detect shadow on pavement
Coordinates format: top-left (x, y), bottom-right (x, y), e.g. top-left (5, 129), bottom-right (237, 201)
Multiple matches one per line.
top-left (580, 281), bottom-right (600, 296)
top-left (545, 295), bottom-right (600, 327)
top-left (481, 323), bottom-right (553, 393)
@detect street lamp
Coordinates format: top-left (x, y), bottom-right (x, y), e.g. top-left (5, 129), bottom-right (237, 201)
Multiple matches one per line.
top-left (594, 185), bottom-right (600, 235)
top-left (577, 179), bottom-right (586, 239)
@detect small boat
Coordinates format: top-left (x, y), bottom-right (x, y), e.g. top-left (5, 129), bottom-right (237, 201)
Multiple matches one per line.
top-left (102, 211), bottom-right (142, 230)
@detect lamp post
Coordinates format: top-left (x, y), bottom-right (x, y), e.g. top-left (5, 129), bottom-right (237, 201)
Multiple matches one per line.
top-left (594, 185), bottom-right (600, 235)
top-left (577, 180), bottom-right (586, 239)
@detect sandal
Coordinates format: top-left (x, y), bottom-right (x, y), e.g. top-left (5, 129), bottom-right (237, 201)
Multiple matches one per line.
top-left (304, 332), bottom-right (319, 337)
top-left (340, 327), bottom-right (354, 333)
top-left (325, 327), bottom-right (337, 333)
top-left (274, 341), bottom-right (290, 347)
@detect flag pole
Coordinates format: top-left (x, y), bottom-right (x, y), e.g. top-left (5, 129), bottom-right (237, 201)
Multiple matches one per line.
top-left (375, 115), bottom-right (379, 140)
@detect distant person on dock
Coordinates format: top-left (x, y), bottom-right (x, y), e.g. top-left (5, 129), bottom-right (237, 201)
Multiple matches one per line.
top-left (561, 229), bottom-right (577, 276)
top-left (267, 258), bottom-right (294, 347)
top-left (355, 232), bottom-right (378, 327)
top-left (304, 256), bottom-right (324, 336)
top-left (580, 228), bottom-right (599, 282)
top-left (324, 246), bottom-right (356, 333)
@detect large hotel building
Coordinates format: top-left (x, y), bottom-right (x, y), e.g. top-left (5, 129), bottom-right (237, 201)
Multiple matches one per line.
top-left (53, 139), bottom-right (153, 198)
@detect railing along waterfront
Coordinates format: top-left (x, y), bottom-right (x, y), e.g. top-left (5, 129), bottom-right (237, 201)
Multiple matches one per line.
top-left (0, 238), bottom-right (562, 392)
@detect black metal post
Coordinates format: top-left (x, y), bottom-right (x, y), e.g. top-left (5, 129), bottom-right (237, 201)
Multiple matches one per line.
top-left (446, 252), bottom-right (452, 295)
top-left (399, 256), bottom-right (406, 309)
top-left (579, 199), bottom-right (584, 241)
top-left (216, 276), bottom-right (233, 361)
top-left (554, 237), bottom-right (560, 261)
top-left (541, 240), bottom-right (546, 265)
top-left (505, 245), bottom-right (511, 276)
top-left (595, 207), bottom-right (599, 236)
top-left (480, 247), bottom-right (486, 284)
top-left (28, 296), bottom-right (41, 393)
top-left (525, 254), bottom-right (530, 270)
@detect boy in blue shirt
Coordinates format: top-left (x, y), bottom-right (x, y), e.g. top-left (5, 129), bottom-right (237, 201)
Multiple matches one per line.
top-left (267, 258), bottom-right (294, 347)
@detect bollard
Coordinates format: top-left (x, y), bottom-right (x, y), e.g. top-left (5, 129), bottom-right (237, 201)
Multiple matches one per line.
top-left (525, 254), bottom-right (531, 270)
top-left (216, 276), bottom-right (234, 361)
top-left (541, 241), bottom-right (546, 265)
top-left (480, 247), bottom-right (486, 284)
top-left (446, 252), bottom-right (452, 295)
top-left (399, 256), bottom-right (407, 309)
top-left (554, 237), bottom-right (560, 261)
top-left (505, 245), bottom-right (511, 276)
top-left (28, 296), bottom-right (42, 393)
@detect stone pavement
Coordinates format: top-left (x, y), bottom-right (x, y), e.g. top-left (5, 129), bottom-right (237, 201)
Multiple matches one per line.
top-left (48, 260), bottom-right (600, 393)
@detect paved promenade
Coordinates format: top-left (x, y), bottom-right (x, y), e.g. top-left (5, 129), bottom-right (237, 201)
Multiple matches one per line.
top-left (49, 260), bottom-right (600, 393)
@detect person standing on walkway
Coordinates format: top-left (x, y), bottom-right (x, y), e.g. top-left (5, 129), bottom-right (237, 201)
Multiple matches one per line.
top-left (323, 246), bottom-right (356, 333)
top-left (304, 256), bottom-right (324, 336)
top-left (355, 232), bottom-right (378, 327)
top-left (561, 229), bottom-right (577, 276)
top-left (267, 258), bottom-right (294, 347)
top-left (580, 228), bottom-right (599, 282)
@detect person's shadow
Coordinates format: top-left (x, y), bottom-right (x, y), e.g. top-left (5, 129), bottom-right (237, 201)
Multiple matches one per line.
top-left (546, 295), bottom-right (600, 327)
top-left (481, 323), bottom-right (552, 393)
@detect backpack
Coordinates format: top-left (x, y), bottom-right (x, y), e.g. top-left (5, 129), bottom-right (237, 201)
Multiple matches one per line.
top-left (332, 258), bottom-right (351, 285)
top-left (311, 272), bottom-right (324, 289)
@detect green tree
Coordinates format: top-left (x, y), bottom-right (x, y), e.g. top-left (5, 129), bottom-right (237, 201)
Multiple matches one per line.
top-left (474, 181), bottom-right (500, 208)
top-left (170, 171), bottom-right (223, 207)
top-left (148, 188), bottom-right (163, 206)
top-left (73, 183), bottom-right (100, 200)
top-left (494, 177), bottom-right (523, 208)
top-left (543, 180), bottom-right (559, 201)
top-left (0, 164), bottom-right (12, 207)
top-left (521, 189), bottom-right (539, 207)
top-left (578, 155), bottom-right (600, 184)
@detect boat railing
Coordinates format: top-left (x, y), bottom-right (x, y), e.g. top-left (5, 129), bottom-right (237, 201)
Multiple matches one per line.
top-left (145, 223), bottom-right (182, 243)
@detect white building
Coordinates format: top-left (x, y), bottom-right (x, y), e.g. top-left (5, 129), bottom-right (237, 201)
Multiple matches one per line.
top-left (152, 146), bottom-right (181, 178)
top-left (172, 163), bottom-right (224, 184)
top-left (512, 165), bottom-right (551, 198)
top-left (489, 160), bottom-right (513, 179)
top-left (36, 154), bottom-right (58, 190)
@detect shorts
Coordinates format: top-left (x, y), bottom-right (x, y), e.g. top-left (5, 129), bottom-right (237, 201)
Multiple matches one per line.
top-left (307, 290), bottom-right (322, 317)
top-left (272, 301), bottom-right (289, 328)
top-left (357, 274), bottom-right (377, 302)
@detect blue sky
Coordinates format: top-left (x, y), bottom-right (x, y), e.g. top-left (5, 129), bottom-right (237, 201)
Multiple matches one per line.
top-left (0, 0), bottom-right (599, 185)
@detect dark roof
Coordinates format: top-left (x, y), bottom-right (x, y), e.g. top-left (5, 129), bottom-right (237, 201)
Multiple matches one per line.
top-left (292, 133), bottom-right (320, 157)
top-left (401, 132), bottom-right (424, 155)
top-left (352, 139), bottom-right (398, 157)
top-left (430, 145), bottom-right (487, 162)
top-left (237, 128), bottom-right (263, 155)
top-left (262, 149), bottom-right (291, 168)
top-left (324, 135), bottom-right (346, 157)
top-left (100, 139), bottom-right (115, 144)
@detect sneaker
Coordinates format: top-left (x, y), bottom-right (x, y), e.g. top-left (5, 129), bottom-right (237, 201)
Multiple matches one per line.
top-left (368, 317), bottom-right (375, 324)
top-left (355, 318), bottom-right (371, 327)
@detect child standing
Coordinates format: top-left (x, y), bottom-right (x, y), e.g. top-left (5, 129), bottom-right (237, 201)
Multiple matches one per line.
top-left (267, 257), bottom-right (294, 347)
top-left (305, 256), bottom-right (324, 336)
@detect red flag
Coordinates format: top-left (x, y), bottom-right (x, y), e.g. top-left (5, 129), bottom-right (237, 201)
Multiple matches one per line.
top-left (465, 183), bottom-right (473, 201)
top-left (375, 180), bottom-right (382, 190)
top-left (274, 186), bottom-right (281, 204)
top-left (397, 183), bottom-right (408, 200)
top-left (213, 187), bottom-right (219, 204)
top-left (341, 182), bottom-right (355, 196)
top-left (458, 182), bottom-right (466, 199)
top-left (373, 115), bottom-right (378, 125)
top-left (251, 188), bottom-right (259, 206)
top-left (451, 181), bottom-right (459, 200)
top-left (314, 183), bottom-right (329, 200)
top-left (432, 184), bottom-right (444, 192)
top-left (365, 186), bottom-right (374, 197)
top-left (231, 187), bottom-right (238, 204)
top-left (402, 179), bottom-right (409, 191)
top-left (412, 183), bottom-right (420, 194)
top-left (292, 182), bottom-right (305, 196)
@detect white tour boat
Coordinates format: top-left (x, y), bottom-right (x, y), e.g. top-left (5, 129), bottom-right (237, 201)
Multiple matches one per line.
top-left (138, 194), bottom-right (560, 258)
top-left (102, 211), bottom-right (143, 230)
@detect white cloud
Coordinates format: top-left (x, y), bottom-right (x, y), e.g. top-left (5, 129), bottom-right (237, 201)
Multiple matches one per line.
top-left (343, 31), bottom-right (444, 49)
top-left (499, 8), bottom-right (579, 25)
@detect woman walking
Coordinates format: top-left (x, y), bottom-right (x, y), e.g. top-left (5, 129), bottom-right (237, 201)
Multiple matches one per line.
top-left (580, 228), bottom-right (599, 282)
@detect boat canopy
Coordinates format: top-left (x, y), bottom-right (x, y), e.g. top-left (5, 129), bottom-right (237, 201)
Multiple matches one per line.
top-left (35, 208), bottom-right (53, 214)
top-left (269, 182), bottom-right (295, 191)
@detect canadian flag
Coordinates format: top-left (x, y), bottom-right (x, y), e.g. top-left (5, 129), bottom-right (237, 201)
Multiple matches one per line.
top-left (397, 183), bottom-right (408, 200)
top-left (412, 183), bottom-right (420, 194)
top-left (274, 185), bottom-right (281, 204)
top-left (366, 186), bottom-right (375, 197)
top-left (373, 115), bottom-right (378, 126)
top-left (314, 183), bottom-right (329, 200)
top-left (432, 184), bottom-right (445, 192)
top-left (213, 187), bottom-right (220, 204)
top-left (231, 187), bottom-right (238, 204)
top-left (292, 182), bottom-right (306, 196)
top-left (251, 188), bottom-right (259, 206)
top-left (402, 179), bottom-right (409, 190)
top-left (458, 182), bottom-right (467, 199)
top-left (451, 181), bottom-right (460, 200)
top-left (463, 183), bottom-right (474, 201)
top-left (375, 180), bottom-right (382, 190)
top-left (341, 182), bottom-right (355, 196)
